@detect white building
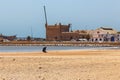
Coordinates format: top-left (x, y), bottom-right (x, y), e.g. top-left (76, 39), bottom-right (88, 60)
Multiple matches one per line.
top-left (89, 27), bottom-right (118, 42)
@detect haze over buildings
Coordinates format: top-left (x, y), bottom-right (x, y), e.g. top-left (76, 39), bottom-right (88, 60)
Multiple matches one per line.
top-left (0, 0), bottom-right (120, 38)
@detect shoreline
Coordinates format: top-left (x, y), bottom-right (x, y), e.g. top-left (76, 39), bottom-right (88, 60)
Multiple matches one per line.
top-left (0, 45), bottom-right (119, 53)
top-left (0, 49), bottom-right (119, 56)
top-left (0, 41), bottom-right (120, 47)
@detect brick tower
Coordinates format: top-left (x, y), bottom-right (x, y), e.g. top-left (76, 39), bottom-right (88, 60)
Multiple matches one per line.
top-left (45, 23), bottom-right (70, 41)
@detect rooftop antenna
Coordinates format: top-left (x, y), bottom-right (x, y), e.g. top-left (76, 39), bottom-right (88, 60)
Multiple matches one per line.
top-left (44, 6), bottom-right (48, 25)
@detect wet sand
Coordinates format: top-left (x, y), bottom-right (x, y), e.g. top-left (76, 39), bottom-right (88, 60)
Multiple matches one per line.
top-left (0, 49), bottom-right (120, 80)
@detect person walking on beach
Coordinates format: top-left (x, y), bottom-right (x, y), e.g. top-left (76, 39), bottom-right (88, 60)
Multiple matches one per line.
top-left (42, 46), bottom-right (47, 53)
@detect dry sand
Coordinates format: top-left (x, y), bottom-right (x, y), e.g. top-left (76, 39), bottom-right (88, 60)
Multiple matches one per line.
top-left (0, 49), bottom-right (120, 80)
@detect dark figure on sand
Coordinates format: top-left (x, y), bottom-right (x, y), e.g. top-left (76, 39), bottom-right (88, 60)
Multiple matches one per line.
top-left (42, 47), bottom-right (47, 53)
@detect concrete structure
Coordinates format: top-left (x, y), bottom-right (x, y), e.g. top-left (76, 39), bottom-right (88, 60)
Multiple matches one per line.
top-left (45, 23), bottom-right (120, 42)
top-left (46, 23), bottom-right (69, 41)
top-left (89, 27), bottom-right (118, 42)
top-left (0, 34), bottom-right (16, 42)
top-left (45, 23), bottom-right (90, 41)
top-left (45, 23), bottom-right (80, 41)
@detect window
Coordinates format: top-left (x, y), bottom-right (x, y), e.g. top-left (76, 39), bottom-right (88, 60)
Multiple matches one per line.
top-left (99, 38), bottom-right (102, 41)
top-left (95, 38), bottom-right (98, 41)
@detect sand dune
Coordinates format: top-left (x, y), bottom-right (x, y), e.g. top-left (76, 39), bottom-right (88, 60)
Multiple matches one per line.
top-left (0, 50), bottom-right (120, 80)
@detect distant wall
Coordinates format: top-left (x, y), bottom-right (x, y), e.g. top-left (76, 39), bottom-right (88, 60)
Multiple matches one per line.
top-left (46, 23), bottom-right (70, 41)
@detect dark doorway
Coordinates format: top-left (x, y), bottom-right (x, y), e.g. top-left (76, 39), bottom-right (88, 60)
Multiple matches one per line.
top-left (111, 36), bottom-right (115, 42)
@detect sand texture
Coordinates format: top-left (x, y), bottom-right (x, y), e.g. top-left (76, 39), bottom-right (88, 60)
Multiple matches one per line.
top-left (0, 50), bottom-right (120, 80)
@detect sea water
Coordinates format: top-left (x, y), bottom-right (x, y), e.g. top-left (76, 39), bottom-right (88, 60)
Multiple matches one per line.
top-left (0, 46), bottom-right (118, 52)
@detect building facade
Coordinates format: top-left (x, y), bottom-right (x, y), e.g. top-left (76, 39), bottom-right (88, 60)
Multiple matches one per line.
top-left (89, 27), bottom-right (119, 42)
top-left (0, 34), bottom-right (16, 42)
top-left (45, 23), bottom-right (85, 41)
top-left (45, 23), bottom-right (120, 42)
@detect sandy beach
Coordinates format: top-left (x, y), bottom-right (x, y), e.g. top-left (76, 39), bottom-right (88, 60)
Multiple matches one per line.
top-left (0, 49), bottom-right (120, 80)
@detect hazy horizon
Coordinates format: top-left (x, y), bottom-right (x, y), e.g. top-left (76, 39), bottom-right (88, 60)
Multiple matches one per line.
top-left (0, 0), bottom-right (120, 38)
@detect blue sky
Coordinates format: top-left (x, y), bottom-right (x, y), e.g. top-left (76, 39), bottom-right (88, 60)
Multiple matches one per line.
top-left (0, 0), bottom-right (120, 38)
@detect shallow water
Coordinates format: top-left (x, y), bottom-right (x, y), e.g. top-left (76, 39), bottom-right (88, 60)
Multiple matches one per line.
top-left (0, 46), bottom-right (118, 52)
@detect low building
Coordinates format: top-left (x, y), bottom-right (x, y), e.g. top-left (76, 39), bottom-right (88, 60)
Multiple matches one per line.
top-left (45, 23), bottom-right (90, 41)
top-left (0, 34), bottom-right (16, 42)
top-left (46, 23), bottom-right (80, 41)
top-left (74, 30), bottom-right (90, 40)
top-left (61, 32), bottom-right (79, 41)
top-left (89, 27), bottom-right (118, 42)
